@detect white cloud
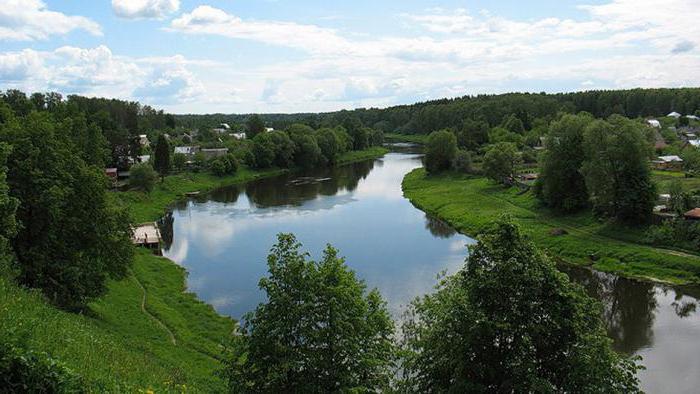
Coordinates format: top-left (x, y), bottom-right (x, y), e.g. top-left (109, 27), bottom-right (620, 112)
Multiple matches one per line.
top-left (112, 0), bottom-right (180, 20)
top-left (0, 0), bottom-right (101, 41)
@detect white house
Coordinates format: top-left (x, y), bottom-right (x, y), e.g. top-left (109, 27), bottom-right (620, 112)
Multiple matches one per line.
top-left (138, 134), bottom-right (150, 147)
top-left (174, 146), bottom-right (200, 157)
top-left (647, 119), bottom-right (661, 128)
top-left (687, 115), bottom-right (700, 121)
top-left (231, 132), bottom-right (246, 140)
top-left (688, 139), bottom-right (700, 148)
top-left (668, 111), bottom-right (682, 118)
top-left (265, 127), bottom-right (274, 133)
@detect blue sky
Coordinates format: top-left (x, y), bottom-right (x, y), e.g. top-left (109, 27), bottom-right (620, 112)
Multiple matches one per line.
top-left (0, 0), bottom-right (698, 114)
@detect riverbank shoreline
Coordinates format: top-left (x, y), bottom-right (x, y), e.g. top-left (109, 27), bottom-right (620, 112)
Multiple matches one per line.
top-left (402, 168), bottom-right (700, 286)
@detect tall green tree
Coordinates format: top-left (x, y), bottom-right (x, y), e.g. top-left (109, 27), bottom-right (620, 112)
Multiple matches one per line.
top-left (425, 129), bottom-right (457, 174)
top-left (501, 113), bottom-right (526, 134)
top-left (252, 132), bottom-right (276, 168)
top-left (225, 234), bottom-right (396, 393)
top-left (129, 163), bottom-right (157, 193)
top-left (535, 113), bottom-right (592, 212)
top-left (1, 112), bottom-right (133, 309)
top-left (246, 114), bottom-right (266, 139)
top-left (401, 216), bottom-right (641, 393)
top-left (153, 134), bottom-right (171, 180)
top-left (0, 142), bottom-right (18, 271)
top-left (581, 116), bottom-right (656, 223)
top-left (482, 142), bottom-right (520, 184)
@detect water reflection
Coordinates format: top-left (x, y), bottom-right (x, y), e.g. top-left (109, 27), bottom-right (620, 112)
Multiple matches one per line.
top-left (163, 153), bottom-right (472, 319)
top-left (561, 265), bottom-right (700, 393)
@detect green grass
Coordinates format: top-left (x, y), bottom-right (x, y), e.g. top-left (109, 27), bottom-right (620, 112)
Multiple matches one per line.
top-left (385, 133), bottom-right (429, 144)
top-left (113, 147), bottom-right (389, 223)
top-left (0, 249), bottom-right (234, 392)
top-left (651, 171), bottom-right (700, 193)
top-left (402, 169), bottom-right (700, 285)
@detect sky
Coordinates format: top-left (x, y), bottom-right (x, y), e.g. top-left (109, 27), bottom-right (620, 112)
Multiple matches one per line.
top-left (0, 0), bottom-right (698, 114)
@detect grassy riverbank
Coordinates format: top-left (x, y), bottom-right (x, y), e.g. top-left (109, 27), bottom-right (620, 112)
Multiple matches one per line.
top-left (385, 133), bottom-right (429, 144)
top-left (113, 147), bottom-right (389, 223)
top-left (403, 168), bottom-right (700, 285)
top-left (1, 249), bottom-right (234, 391)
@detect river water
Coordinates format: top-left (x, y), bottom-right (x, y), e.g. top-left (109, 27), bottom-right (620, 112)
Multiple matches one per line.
top-left (161, 149), bottom-right (700, 393)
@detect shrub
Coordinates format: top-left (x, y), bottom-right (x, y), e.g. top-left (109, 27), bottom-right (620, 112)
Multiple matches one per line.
top-left (452, 150), bottom-right (472, 173)
top-left (0, 339), bottom-right (83, 393)
top-left (210, 154), bottom-right (239, 177)
top-left (129, 163), bottom-right (158, 193)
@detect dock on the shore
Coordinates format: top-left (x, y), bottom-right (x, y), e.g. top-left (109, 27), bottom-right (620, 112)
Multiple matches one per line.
top-left (132, 223), bottom-right (163, 255)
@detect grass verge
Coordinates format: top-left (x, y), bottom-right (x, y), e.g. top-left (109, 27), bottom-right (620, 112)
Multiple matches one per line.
top-left (385, 133), bottom-right (429, 144)
top-left (402, 168), bottom-right (700, 285)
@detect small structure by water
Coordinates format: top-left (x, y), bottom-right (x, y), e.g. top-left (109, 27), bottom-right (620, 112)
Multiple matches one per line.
top-left (132, 223), bottom-right (162, 255)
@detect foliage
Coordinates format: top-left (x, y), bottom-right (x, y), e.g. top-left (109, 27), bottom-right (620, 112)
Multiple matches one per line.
top-left (501, 113), bottom-right (526, 134)
top-left (225, 234), bottom-right (396, 393)
top-left (645, 219), bottom-right (700, 250)
top-left (401, 216), bottom-right (641, 392)
top-left (456, 119), bottom-right (489, 150)
top-left (153, 134), bottom-right (171, 179)
top-left (489, 126), bottom-right (524, 145)
top-left (425, 129), bottom-right (457, 174)
top-left (0, 338), bottom-right (84, 393)
top-left (536, 113), bottom-right (591, 212)
top-left (210, 154), bottom-right (239, 177)
top-left (0, 142), bottom-right (18, 272)
top-left (1, 112), bottom-right (133, 310)
top-left (292, 133), bottom-right (322, 169)
top-left (581, 116), bottom-right (656, 224)
top-left (246, 114), bottom-right (265, 139)
top-left (267, 130), bottom-right (295, 168)
top-left (173, 152), bottom-right (187, 172)
top-left (252, 132), bottom-right (276, 168)
top-left (452, 149), bottom-right (473, 173)
top-left (668, 179), bottom-right (693, 216)
top-left (482, 142), bottom-right (520, 184)
top-left (130, 163), bottom-right (158, 193)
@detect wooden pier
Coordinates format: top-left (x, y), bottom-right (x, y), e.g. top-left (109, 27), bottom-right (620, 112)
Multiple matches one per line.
top-left (132, 223), bottom-right (163, 255)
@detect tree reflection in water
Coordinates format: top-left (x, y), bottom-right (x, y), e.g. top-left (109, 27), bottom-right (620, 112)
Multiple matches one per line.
top-left (424, 214), bottom-right (456, 239)
top-left (561, 266), bottom-right (657, 354)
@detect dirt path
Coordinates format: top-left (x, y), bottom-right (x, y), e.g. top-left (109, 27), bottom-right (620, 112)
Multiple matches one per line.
top-left (132, 274), bottom-right (177, 346)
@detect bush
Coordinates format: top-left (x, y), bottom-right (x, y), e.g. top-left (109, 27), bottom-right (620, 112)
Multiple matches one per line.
top-left (0, 339), bottom-right (83, 393)
top-left (129, 163), bottom-right (157, 193)
top-left (210, 154), bottom-right (239, 177)
top-left (452, 150), bottom-right (472, 173)
top-left (172, 153), bottom-right (187, 172)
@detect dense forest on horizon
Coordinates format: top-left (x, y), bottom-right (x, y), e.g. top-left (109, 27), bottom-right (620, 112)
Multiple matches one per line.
top-left (175, 88), bottom-right (700, 134)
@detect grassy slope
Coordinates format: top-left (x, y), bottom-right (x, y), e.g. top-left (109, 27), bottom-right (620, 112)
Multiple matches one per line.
top-left (403, 169), bottom-right (700, 285)
top-left (1, 250), bottom-right (233, 392)
top-left (1, 146), bottom-right (389, 390)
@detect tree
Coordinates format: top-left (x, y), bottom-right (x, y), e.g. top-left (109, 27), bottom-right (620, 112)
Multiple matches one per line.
top-left (252, 132), bottom-right (276, 168)
top-left (268, 130), bottom-right (295, 168)
top-left (129, 163), bottom-right (157, 193)
top-left (173, 152), bottom-right (187, 172)
top-left (210, 154), bottom-right (239, 177)
top-left (315, 127), bottom-right (340, 165)
top-left (0, 142), bottom-right (18, 270)
top-left (153, 134), bottom-right (171, 180)
top-left (292, 133), bottom-right (322, 169)
top-left (581, 116), bottom-right (656, 223)
top-left (535, 113), bottom-right (591, 212)
top-left (1, 112), bottom-right (133, 309)
top-left (225, 234), bottom-right (396, 392)
top-left (401, 216), bottom-right (641, 393)
top-left (246, 114), bottom-right (265, 139)
top-left (501, 113), bottom-right (526, 134)
top-left (425, 130), bottom-right (457, 174)
top-left (452, 150), bottom-right (472, 173)
top-left (482, 142), bottom-right (520, 184)
top-left (668, 179), bottom-right (692, 216)
top-left (456, 119), bottom-right (489, 150)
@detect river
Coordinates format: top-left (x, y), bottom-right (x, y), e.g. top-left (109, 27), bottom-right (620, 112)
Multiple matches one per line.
top-left (161, 149), bottom-right (700, 393)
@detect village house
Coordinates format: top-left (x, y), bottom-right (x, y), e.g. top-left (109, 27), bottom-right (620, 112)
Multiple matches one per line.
top-left (647, 119), bottom-right (661, 128)
top-left (668, 111), bottom-right (682, 118)
top-left (652, 155), bottom-right (683, 171)
top-left (213, 123), bottom-right (231, 134)
top-left (138, 134), bottom-right (150, 147)
top-left (231, 132), bottom-right (246, 140)
top-left (174, 146), bottom-right (201, 158)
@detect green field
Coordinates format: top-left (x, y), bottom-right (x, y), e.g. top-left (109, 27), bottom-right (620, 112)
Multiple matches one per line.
top-left (385, 133), bottom-right (429, 144)
top-left (1, 250), bottom-right (234, 392)
top-left (402, 169), bottom-right (700, 285)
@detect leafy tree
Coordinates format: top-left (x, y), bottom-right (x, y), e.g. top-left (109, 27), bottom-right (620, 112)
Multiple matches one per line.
top-left (489, 127), bottom-right (523, 146)
top-left (129, 163), bottom-right (158, 193)
top-left (535, 113), bottom-right (591, 212)
top-left (482, 142), bottom-right (520, 184)
top-left (246, 114), bottom-right (265, 139)
top-left (173, 152), bottom-right (187, 172)
top-left (292, 133), bottom-right (322, 169)
top-left (0, 143), bottom-right (18, 271)
top-left (581, 116), bottom-right (656, 223)
top-left (668, 179), bottom-right (692, 216)
top-left (452, 150), bottom-right (472, 173)
top-left (210, 154), bottom-right (239, 177)
top-left (369, 128), bottom-right (384, 146)
top-left (315, 127), bottom-right (340, 165)
top-left (268, 130), bottom-right (295, 168)
top-left (1, 112), bottom-right (133, 309)
top-left (501, 113), bottom-right (526, 134)
top-left (456, 119), bottom-right (489, 150)
top-left (225, 234), bottom-right (396, 393)
top-left (252, 132), bottom-right (276, 168)
top-left (153, 134), bottom-right (171, 180)
top-left (425, 130), bottom-right (457, 174)
top-left (401, 216), bottom-right (641, 393)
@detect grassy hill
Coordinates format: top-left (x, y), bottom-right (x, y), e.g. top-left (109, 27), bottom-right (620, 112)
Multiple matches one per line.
top-left (1, 250), bottom-right (234, 392)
